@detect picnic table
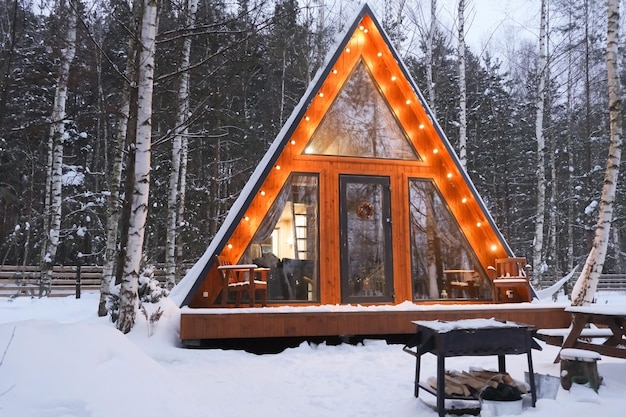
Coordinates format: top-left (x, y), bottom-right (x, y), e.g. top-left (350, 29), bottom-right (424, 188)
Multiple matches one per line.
top-left (557, 305), bottom-right (626, 360)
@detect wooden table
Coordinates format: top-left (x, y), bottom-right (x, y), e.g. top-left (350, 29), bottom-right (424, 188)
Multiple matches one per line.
top-left (403, 319), bottom-right (539, 417)
top-left (557, 305), bottom-right (626, 361)
top-left (443, 269), bottom-right (477, 298)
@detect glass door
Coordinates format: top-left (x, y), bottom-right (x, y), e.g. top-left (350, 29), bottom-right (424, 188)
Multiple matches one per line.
top-left (339, 175), bottom-right (393, 303)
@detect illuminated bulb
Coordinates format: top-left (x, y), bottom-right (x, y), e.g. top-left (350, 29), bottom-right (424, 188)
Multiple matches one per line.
top-left (291, 140), bottom-right (296, 145)
top-left (227, 243), bottom-right (233, 249)
top-left (305, 116), bottom-right (310, 121)
top-left (359, 25), bottom-right (364, 31)
top-left (332, 69), bottom-right (338, 74)
top-left (433, 149), bottom-right (439, 154)
top-left (461, 197), bottom-right (467, 203)
top-left (318, 92), bottom-right (324, 98)
top-left (391, 75), bottom-right (397, 81)
top-left (447, 173), bottom-right (453, 178)
top-left (275, 165), bottom-right (281, 170)
top-left (377, 52), bottom-right (383, 57)
top-left (260, 190), bottom-right (266, 196)
top-left (244, 216), bottom-right (249, 221)
top-left (490, 244), bottom-right (498, 251)
top-left (419, 124), bottom-right (425, 129)
top-left (405, 99), bottom-right (411, 105)
top-left (364, 28), bottom-right (368, 33)
top-left (476, 221), bottom-right (482, 227)
top-left (345, 47), bottom-right (351, 53)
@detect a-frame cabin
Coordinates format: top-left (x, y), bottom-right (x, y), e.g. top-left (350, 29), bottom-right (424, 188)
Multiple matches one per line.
top-left (171, 4), bottom-right (563, 344)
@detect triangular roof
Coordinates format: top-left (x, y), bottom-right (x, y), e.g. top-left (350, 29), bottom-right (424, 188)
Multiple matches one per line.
top-left (170, 3), bottom-right (513, 307)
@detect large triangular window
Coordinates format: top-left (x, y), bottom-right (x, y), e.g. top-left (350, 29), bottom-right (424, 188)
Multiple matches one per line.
top-left (305, 60), bottom-right (420, 160)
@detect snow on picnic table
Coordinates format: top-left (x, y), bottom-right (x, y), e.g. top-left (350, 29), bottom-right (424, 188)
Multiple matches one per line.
top-left (1, 293), bottom-right (626, 417)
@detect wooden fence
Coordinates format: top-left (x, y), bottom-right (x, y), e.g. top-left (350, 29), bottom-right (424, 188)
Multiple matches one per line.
top-left (0, 265), bottom-right (174, 298)
top-left (597, 274), bottom-right (626, 292)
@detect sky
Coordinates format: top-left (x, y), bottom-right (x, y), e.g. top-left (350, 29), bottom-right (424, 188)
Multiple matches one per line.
top-left (443, 0), bottom-right (540, 52)
top-left (2, 291), bottom-right (626, 417)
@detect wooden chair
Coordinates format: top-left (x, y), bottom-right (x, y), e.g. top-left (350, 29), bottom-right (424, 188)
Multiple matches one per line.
top-left (488, 257), bottom-right (533, 303)
top-left (216, 255), bottom-right (269, 307)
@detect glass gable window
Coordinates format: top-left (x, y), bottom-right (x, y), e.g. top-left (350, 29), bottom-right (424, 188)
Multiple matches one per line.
top-left (408, 179), bottom-right (491, 301)
top-left (243, 174), bottom-right (319, 302)
top-left (305, 60), bottom-right (419, 160)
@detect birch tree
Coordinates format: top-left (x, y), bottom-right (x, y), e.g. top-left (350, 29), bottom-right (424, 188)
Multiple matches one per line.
top-left (99, 2), bottom-right (139, 316)
top-left (40, 0), bottom-right (78, 296)
top-left (532, 0), bottom-right (548, 281)
top-left (117, 0), bottom-right (159, 333)
top-left (165, 0), bottom-right (198, 290)
top-left (457, 0), bottom-right (467, 168)
top-left (571, 0), bottom-right (622, 305)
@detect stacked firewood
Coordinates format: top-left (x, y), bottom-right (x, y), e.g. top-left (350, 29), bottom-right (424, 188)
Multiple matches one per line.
top-left (427, 369), bottom-right (528, 398)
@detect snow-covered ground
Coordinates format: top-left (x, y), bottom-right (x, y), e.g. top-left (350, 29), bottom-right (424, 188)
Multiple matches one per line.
top-left (1, 292), bottom-right (626, 417)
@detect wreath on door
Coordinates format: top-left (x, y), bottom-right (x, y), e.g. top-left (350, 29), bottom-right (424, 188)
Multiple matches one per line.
top-left (356, 201), bottom-right (375, 219)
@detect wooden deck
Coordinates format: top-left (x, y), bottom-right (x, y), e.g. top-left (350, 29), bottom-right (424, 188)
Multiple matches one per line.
top-left (180, 304), bottom-right (572, 347)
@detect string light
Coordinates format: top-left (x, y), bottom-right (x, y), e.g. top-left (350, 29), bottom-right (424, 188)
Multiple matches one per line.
top-left (419, 124), bottom-right (425, 129)
top-left (377, 52), bottom-right (383, 57)
top-left (345, 47), bottom-right (351, 53)
top-left (476, 221), bottom-right (482, 227)
top-left (461, 197), bottom-right (467, 203)
top-left (305, 116), bottom-right (310, 121)
top-left (275, 165), bottom-right (281, 170)
top-left (490, 244), bottom-right (497, 251)
top-left (405, 99), bottom-right (411, 105)
top-left (318, 92), bottom-right (324, 98)
top-left (447, 173), bottom-right (453, 178)
top-left (391, 75), bottom-right (397, 81)
top-left (433, 149), bottom-right (439, 154)
top-left (227, 243), bottom-right (233, 249)
top-left (291, 140), bottom-right (296, 145)
top-left (260, 190), bottom-right (266, 196)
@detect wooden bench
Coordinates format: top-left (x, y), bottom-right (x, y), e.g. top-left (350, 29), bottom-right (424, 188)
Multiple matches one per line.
top-left (536, 327), bottom-right (614, 347)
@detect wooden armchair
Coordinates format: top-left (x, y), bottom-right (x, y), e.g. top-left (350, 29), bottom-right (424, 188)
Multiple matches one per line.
top-left (488, 257), bottom-right (533, 303)
top-left (216, 255), bottom-right (269, 307)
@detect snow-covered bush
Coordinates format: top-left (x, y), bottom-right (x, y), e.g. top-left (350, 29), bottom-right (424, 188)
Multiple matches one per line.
top-left (107, 265), bottom-right (170, 324)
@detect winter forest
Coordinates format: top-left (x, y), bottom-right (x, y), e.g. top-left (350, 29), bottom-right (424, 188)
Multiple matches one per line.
top-left (0, 0), bottom-right (625, 325)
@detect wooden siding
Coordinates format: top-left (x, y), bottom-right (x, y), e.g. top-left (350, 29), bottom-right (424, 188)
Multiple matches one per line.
top-left (180, 306), bottom-right (572, 341)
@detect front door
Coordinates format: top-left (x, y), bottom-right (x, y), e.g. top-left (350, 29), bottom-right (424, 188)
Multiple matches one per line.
top-left (339, 175), bottom-right (393, 303)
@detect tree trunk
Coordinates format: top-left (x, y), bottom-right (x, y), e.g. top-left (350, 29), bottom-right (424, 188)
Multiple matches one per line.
top-left (532, 0), bottom-right (547, 281)
top-left (165, 0), bottom-right (198, 290)
top-left (571, 0), bottom-right (622, 305)
top-left (40, 0), bottom-right (78, 297)
top-left (427, 0), bottom-right (436, 116)
top-left (457, 0), bottom-right (467, 168)
top-left (99, 3), bottom-right (140, 316)
top-left (117, 0), bottom-right (159, 334)
top-left (565, 8), bottom-right (575, 291)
